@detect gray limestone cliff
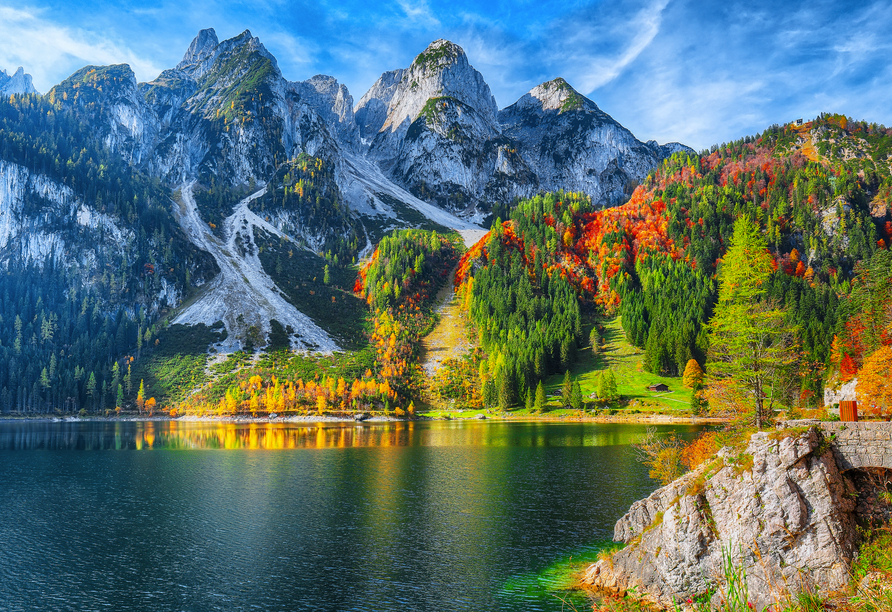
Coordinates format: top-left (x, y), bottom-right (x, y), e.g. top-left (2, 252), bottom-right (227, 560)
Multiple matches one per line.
top-left (583, 427), bottom-right (867, 608)
top-left (356, 50), bottom-right (693, 214)
top-left (356, 39), bottom-right (498, 160)
top-left (500, 78), bottom-right (691, 206)
top-left (0, 67), bottom-right (38, 95)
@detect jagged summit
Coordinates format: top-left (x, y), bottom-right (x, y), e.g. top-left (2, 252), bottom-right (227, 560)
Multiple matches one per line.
top-left (355, 37), bottom-right (499, 165)
top-left (499, 77), bottom-right (609, 118)
top-left (173, 28), bottom-right (277, 83)
top-left (177, 28), bottom-right (219, 71)
top-left (512, 78), bottom-right (600, 114)
top-left (0, 66), bottom-right (38, 95)
top-left (412, 39), bottom-right (465, 70)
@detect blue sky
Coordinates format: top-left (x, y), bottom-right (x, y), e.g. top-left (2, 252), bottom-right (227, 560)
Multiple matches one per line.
top-left (1, 0), bottom-right (890, 150)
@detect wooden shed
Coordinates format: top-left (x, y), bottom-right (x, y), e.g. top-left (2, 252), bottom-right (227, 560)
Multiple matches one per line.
top-left (648, 383), bottom-right (670, 392)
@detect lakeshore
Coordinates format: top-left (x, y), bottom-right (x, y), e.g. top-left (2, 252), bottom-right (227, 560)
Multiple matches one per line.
top-left (0, 412), bottom-right (727, 425)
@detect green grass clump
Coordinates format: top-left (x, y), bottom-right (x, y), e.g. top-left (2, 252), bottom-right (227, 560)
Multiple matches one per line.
top-left (413, 43), bottom-right (459, 69)
top-left (560, 91), bottom-right (585, 113)
top-left (210, 351), bottom-right (251, 376)
top-left (852, 525), bottom-right (892, 583)
top-left (498, 541), bottom-right (619, 610)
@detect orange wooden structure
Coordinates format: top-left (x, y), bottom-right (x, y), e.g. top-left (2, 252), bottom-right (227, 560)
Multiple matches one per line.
top-left (839, 400), bottom-right (858, 422)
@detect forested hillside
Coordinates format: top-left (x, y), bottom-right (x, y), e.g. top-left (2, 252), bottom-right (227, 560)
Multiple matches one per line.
top-left (0, 93), bottom-right (215, 413)
top-left (453, 113), bottom-right (892, 411)
top-left (143, 229), bottom-right (461, 416)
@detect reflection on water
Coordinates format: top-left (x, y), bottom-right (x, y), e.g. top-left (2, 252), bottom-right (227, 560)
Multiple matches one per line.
top-left (0, 419), bottom-right (699, 451)
top-left (0, 420), bottom-right (703, 612)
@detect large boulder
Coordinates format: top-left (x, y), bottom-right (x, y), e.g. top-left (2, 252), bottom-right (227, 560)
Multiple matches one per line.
top-left (583, 428), bottom-right (858, 608)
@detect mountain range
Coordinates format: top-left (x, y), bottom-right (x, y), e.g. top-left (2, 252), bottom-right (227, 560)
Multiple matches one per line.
top-left (0, 28), bottom-right (691, 357)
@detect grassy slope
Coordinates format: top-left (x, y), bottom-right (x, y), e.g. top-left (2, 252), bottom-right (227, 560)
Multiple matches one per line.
top-left (131, 323), bottom-right (226, 407)
top-left (547, 316), bottom-right (691, 413)
top-left (421, 315), bottom-right (692, 418)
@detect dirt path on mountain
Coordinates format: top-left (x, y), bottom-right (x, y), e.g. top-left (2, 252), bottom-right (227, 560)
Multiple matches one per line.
top-left (419, 229), bottom-right (487, 387)
top-left (420, 268), bottom-right (473, 380)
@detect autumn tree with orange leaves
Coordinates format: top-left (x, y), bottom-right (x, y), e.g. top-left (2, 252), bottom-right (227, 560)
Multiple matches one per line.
top-left (857, 346), bottom-right (892, 417)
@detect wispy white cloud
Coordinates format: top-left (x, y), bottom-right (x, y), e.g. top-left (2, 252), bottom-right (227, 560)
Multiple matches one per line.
top-left (396, 0), bottom-right (441, 27)
top-left (573, 0), bottom-right (670, 93)
top-left (0, 5), bottom-right (163, 91)
top-left (261, 30), bottom-right (318, 76)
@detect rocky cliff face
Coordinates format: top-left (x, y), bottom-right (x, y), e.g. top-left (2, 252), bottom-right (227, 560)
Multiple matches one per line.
top-left (584, 428), bottom-right (860, 608)
top-left (0, 159), bottom-right (211, 314)
top-left (49, 64), bottom-right (161, 166)
top-left (392, 96), bottom-right (537, 213)
top-left (356, 40), bottom-right (498, 160)
top-left (354, 39), bottom-right (512, 215)
top-left (0, 67), bottom-right (38, 95)
top-left (290, 75), bottom-right (360, 152)
top-left (500, 78), bottom-right (689, 206)
top-left (356, 46), bottom-right (692, 215)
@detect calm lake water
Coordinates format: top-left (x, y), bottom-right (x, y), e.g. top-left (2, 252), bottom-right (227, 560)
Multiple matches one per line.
top-left (0, 420), bottom-right (702, 611)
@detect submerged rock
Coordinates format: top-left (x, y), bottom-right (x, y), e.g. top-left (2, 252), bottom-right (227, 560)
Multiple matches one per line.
top-left (583, 428), bottom-right (859, 608)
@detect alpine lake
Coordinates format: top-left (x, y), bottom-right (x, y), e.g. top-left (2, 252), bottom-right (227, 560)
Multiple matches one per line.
top-left (0, 419), bottom-right (704, 611)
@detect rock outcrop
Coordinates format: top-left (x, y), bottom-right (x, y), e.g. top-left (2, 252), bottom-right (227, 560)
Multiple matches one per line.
top-left (0, 67), bottom-right (38, 95)
top-left (499, 78), bottom-right (691, 207)
top-left (354, 39), bottom-right (522, 214)
top-left (356, 47), bottom-right (692, 215)
top-left (584, 428), bottom-right (860, 608)
top-left (356, 39), bottom-right (499, 162)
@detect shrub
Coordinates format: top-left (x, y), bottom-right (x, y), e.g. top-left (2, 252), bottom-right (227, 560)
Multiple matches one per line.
top-left (634, 427), bottom-right (686, 485)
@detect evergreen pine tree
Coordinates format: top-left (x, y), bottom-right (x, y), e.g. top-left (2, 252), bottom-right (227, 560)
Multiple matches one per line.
top-left (561, 370), bottom-right (572, 406)
top-left (597, 369), bottom-right (618, 402)
top-left (570, 381), bottom-right (583, 411)
top-left (534, 381), bottom-right (545, 412)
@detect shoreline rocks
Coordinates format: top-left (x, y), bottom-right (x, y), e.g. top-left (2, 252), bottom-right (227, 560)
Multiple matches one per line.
top-left (584, 427), bottom-right (867, 608)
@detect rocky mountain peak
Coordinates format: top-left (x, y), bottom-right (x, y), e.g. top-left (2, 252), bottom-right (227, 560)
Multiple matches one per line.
top-left (412, 39), bottom-right (465, 71)
top-left (0, 66), bottom-right (38, 95)
top-left (356, 38), bottom-right (498, 160)
top-left (48, 64), bottom-right (140, 107)
top-left (291, 74), bottom-right (360, 150)
top-left (511, 78), bottom-right (599, 114)
top-left (177, 28), bottom-right (219, 72)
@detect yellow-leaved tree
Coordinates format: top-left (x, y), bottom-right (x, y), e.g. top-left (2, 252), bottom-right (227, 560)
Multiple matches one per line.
top-left (856, 346), bottom-right (892, 418)
top-left (705, 217), bottom-right (799, 429)
top-left (682, 359), bottom-right (704, 388)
